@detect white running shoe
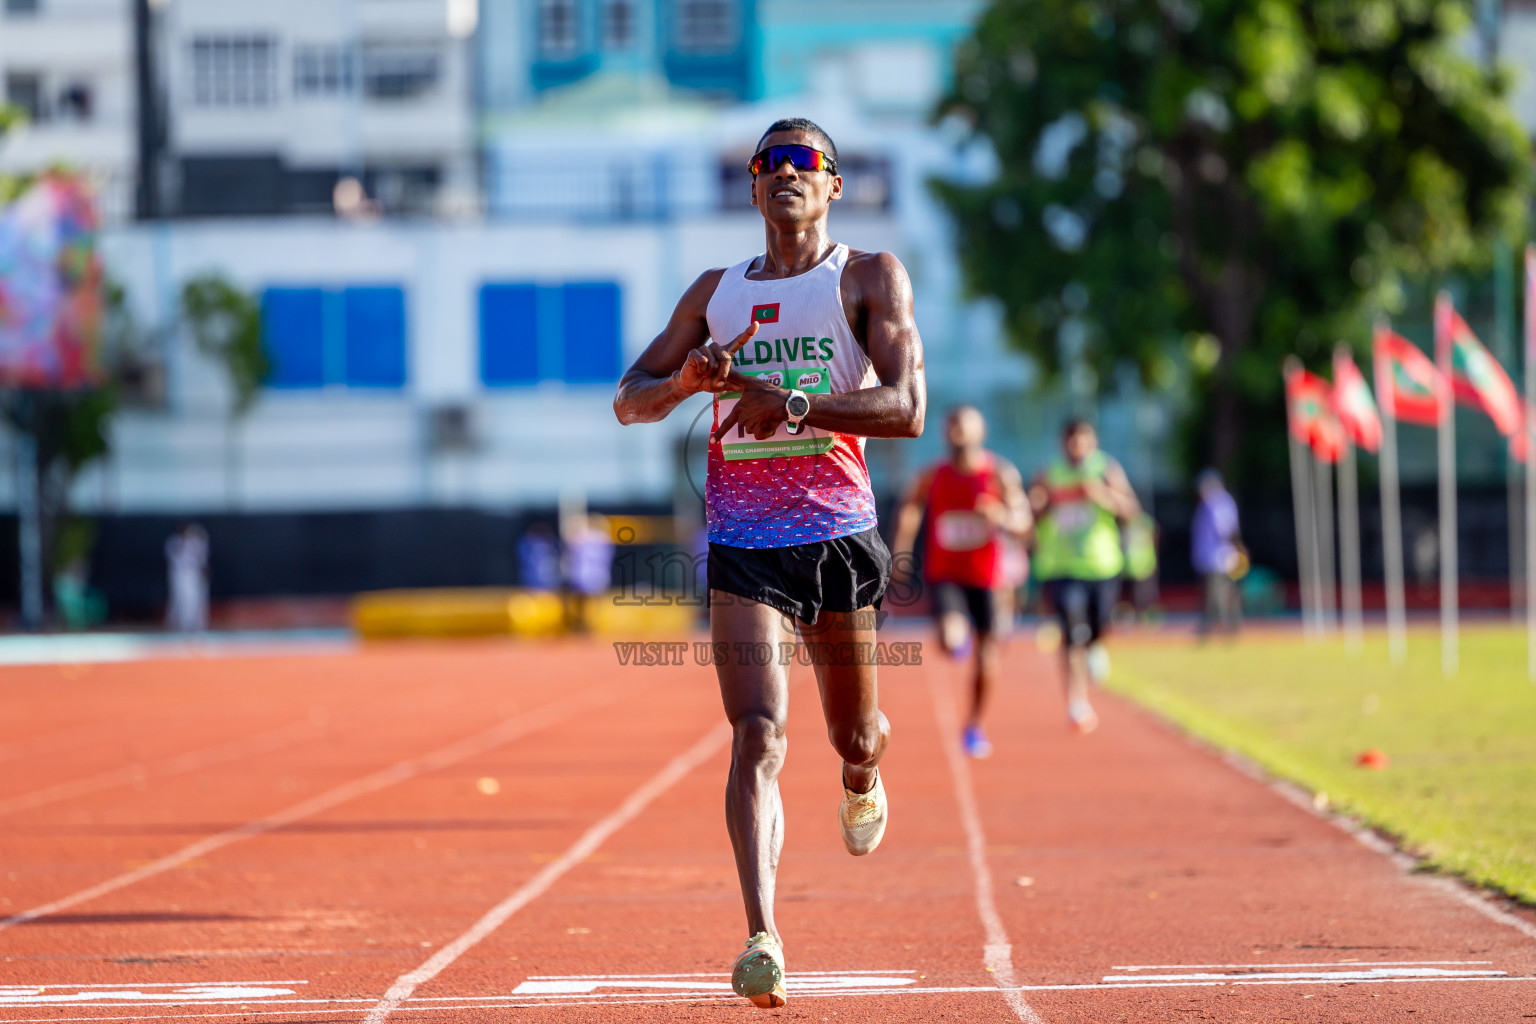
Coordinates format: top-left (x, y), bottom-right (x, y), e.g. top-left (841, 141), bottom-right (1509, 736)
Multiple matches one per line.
top-left (1067, 697), bottom-right (1099, 734)
top-left (731, 932), bottom-right (786, 1008)
top-left (839, 770), bottom-right (888, 856)
top-left (1086, 642), bottom-right (1111, 684)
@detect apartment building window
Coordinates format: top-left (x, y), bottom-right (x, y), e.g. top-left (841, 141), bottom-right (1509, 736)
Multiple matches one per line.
top-left (4, 73), bottom-right (43, 121)
top-left (362, 45), bottom-right (439, 100)
top-left (294, 44), bottom-right (356, 97)
top-left (262, 286), bottom-right (407, 389)
top-left (603, 0), bottom-right (635, 49)
top-left (674, 0), bottom-right (736, 53)
top-left (57, 83), bottom-right (92, 122)
top-left (538, 0), bottom-right (580, 59)
top-left (190, 35), bottom-right (277, 107)
top-left (480, 281), bottom-right (622, 386)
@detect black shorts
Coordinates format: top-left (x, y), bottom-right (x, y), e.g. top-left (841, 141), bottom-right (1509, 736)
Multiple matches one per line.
top-left (708, 527), bottom-right (891, 625)
top-left (931, 581), bottom-right (1000, 636)
top-left (1043, 577), bottom-right (1119, 647)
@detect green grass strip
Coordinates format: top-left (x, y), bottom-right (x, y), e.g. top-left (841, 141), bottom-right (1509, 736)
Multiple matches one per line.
top-left (1107, 626), bottom-right (1536, 905)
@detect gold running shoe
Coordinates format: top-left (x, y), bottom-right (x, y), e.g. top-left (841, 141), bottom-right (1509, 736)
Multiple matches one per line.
top-left (731, 932), bottom-right (787, 1008)
top-left (839, 770), bottom-right (888, 856)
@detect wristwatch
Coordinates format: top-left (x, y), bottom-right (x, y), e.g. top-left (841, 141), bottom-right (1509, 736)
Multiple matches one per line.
top-left (785, 389), bottom-right (811, 434)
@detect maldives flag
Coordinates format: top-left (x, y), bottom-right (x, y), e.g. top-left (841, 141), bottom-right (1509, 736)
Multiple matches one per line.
top-left (1435, 292), bottom-right (1522, 436)
top-left (1285, 361), bottom-right (1345, 463)
top-left (1332, 346), bottom-right (1381, 453)
top-left (1373, 324), bottom-right (1441, 426)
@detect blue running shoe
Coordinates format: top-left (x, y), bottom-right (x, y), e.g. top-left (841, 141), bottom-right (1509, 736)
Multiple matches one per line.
top-left (962, 724), bottom-right (993, 759)
top-left (950, 633), bottom-right (973, 662)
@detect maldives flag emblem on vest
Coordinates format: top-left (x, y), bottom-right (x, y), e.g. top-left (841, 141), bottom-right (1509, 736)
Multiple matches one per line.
top-left (751, 303), bottom-right (780, 325)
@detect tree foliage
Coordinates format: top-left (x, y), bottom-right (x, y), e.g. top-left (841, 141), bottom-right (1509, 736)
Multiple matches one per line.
top-left (934, 0), bottom-right (1531, 483)
top-left (181, 274), bottom-right (268, 418)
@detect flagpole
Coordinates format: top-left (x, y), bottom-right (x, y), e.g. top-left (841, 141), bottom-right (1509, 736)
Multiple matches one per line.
top-left (1525, 245), bottom-right (1536, 680)
top-left (1375, 337), bottom-right (1408, 663)
top-left (1339, 436), bottom-right (1363, 654)
top-left (1436, 292), bottom-right (1459, 677)
top-left (1314, 452), bottom-right (1336, 636)
top-left (1286, 384), bottom-right (1319, 640)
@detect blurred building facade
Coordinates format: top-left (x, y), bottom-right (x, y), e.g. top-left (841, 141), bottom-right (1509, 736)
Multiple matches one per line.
top-left (5, 0), bottom-right (1536, 606)
top-left (9, 0), bottom-right (1057, 526)
top-left (0, 0), bottom-right (135, 220)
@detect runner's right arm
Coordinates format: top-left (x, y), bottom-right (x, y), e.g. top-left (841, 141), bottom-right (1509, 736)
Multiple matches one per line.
top-left (995, 459), bottom-right (1034, 543)
top-left (614, 269), bottom-right (758, 425)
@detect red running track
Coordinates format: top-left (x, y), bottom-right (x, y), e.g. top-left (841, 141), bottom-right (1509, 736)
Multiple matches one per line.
top-left (0, 636), bottom-right (1533, 1022)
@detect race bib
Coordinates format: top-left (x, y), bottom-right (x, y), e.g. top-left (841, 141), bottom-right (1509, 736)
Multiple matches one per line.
top-left (934, 509), bottom-right (992, 551)
top-left (1052, 502), bottom-right (1094, 534)
top-left (717, 367), bottom-right (835, 461)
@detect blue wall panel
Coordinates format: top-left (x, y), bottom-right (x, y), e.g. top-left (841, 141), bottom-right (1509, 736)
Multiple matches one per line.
top-left (560, 281), bottom-right (622, 384)
top-left (480, 284), bottom-right (542, 385)
top-left (261, 288), bottom-right (326, 388)
top-left (343, 287), bottom-right (407, 388)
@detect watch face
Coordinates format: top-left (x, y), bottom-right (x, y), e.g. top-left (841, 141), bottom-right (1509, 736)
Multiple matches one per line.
top-left (787, 394), bottom-right (810, 417)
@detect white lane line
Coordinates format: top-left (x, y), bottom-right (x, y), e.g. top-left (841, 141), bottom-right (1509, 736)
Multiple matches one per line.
top-left (1111, 959), bottom-right (1492, 970)
top-left (925, 662), bottom-right (1043, 1024)
top-left (0, 720), bottom-right (320, 817)
top-left (0, 684), bottom-right (622, 934)
top-left (511, 972), bottom-right (916, 995)
top-left (523, 969), bottom-right (916, 979)
top-left (9, 975), bottom-right (1536, 1022)
top-left (359, 719), bottom-right (732, 1024)
top-left (1105, 968), bottom-right (1504, 982)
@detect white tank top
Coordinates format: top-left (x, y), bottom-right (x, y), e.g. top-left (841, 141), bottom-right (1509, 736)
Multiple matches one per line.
top-left (702, 243), bottom-right (880, 549)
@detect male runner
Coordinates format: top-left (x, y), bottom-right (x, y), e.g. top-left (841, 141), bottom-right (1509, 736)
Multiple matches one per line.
top-left (613, 118), bottom-right (925, 1009)
top-left (892, 405), bottom-right (1030, 758)
top-left (1029, 419), bottom-right (1140, 734)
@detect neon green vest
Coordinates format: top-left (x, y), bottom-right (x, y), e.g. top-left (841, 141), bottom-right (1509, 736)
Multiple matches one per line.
top-left (1035, 452), bottom-right (1124, 581)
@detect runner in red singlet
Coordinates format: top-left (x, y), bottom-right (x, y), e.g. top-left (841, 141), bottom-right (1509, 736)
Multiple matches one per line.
top-left (893, 405), bottom-right (1030, 758)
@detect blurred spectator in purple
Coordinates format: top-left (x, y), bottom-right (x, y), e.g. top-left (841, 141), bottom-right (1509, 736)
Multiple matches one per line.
top-left (1191, 470), bottom-right (1242, 635)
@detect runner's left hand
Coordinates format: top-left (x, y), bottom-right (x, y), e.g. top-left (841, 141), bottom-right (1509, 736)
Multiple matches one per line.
top-left (712, 385), bottom-right (791, 442)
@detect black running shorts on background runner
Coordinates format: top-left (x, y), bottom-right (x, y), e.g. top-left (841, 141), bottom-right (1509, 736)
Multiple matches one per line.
top-left (1043, 577), bottom-right (1120, 647)
top-left (930, 581), bottom-right (1000, 636)
top-left (708, 527), bottom-right (892, 625)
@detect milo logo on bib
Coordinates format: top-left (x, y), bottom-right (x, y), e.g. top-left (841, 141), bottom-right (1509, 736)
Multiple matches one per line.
top-left (717, 366), bottom-right (835, 461)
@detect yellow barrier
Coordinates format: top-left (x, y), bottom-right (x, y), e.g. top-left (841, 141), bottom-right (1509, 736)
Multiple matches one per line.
top-left (350, 588), bottom-right (698, 639)
top-left (351, 588), bottom-right (564, 639)
top-left (584, 595), bottom-right (699, 637)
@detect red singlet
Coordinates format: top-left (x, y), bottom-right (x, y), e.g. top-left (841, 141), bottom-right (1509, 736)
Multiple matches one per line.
top-left (922, 453), bottom-right (1007, 589)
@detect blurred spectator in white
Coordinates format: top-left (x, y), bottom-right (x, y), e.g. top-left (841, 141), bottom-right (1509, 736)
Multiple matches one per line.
top-left (165, 522), bottom-right (210, 632)
top-left (562, 514), bottom-right (614, 631)
top-left (518, 522), bottom-right (561, 591)
top-left (1191, 470), bottom-right (1242, 635)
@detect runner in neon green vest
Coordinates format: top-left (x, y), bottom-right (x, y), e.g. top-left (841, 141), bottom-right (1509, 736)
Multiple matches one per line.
top-left (1029, 420), bottom-right (1141, 734)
